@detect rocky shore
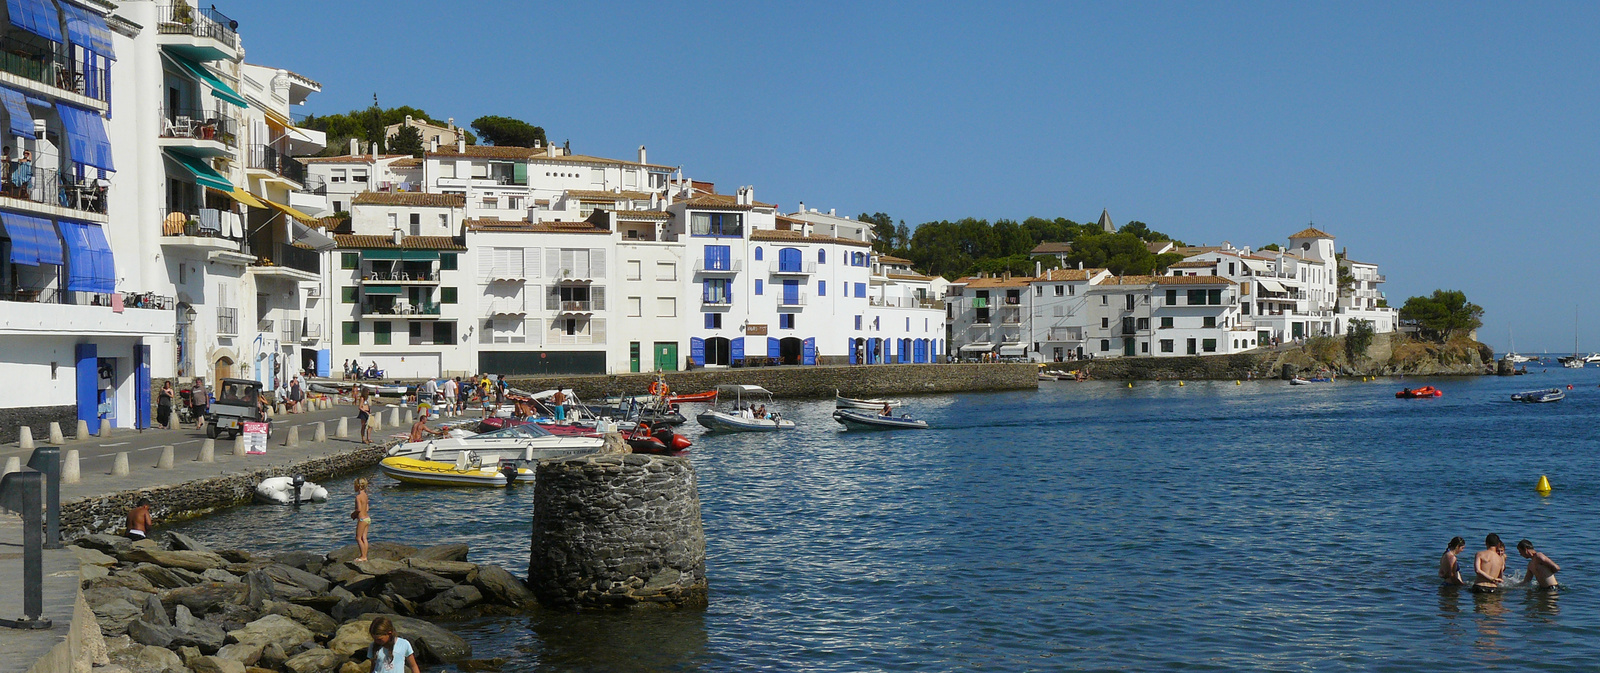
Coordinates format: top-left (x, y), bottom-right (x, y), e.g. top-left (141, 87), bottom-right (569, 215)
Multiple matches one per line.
top-left (76, 532), bottom-right (530, 673)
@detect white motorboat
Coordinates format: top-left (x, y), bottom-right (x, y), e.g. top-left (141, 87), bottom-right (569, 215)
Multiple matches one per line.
top-left (697, 385), bottom-right (795, 432)
top-left (385, 423), bottom-right (603, 463)
top-left (1584, 354), bottom-right (1600, 364)
top-left (832, 409), bottom-right (928, 431)
top-left (835, 390), bottom-right (903, 409)
top-left (254, 476), bottom-right (329, 505)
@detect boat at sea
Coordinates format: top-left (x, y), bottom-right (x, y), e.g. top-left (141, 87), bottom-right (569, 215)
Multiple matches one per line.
top-left (1511, 388), bottom-right (1565, 403)
top-left (379, 454), bottom-right (532, 487)
top-left (835, 390), bottom-right (903, 409)
top-left (1290, 377), bottom-right (1332, 385)
top-left (1396, 386), bottom-right (1443, 399)
top-left (698, 385), bottom-right (796, 432)
top-left (832, 408), bottom-right (929, 431)
top-left (1560, 309), bottom-right (1585, 368)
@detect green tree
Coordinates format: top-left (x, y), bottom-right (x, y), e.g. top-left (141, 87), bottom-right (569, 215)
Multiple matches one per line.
top-left (388, 125), bottom-right (425, 158)
top-left (470, 115), bottom-right (547, 147)
top-left (859, 212), bottom-right (897, 254)
top-left (1117, 220), bottom-right (1174, 242)
top-left (1345, 319), bottom-right (1375, 361)
top-left (301, 105), bottom-right (474, 156)
top-left (1259, 243), bottom-right (1281, 251)
top-left (1398, 290), bottom-right (1483, 341)
top-left (1064, 233), bottom-right (1167, 275)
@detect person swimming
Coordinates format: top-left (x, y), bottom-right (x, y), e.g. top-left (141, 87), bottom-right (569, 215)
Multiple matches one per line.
top-left (1471, 533), bottom-right (1506, 593)
top-left (1439, 536), bottom-right (1465, 586)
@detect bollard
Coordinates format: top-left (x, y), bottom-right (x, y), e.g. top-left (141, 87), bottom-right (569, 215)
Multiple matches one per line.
top-left (1, 456), bottom-right (18, 477)
top-left (285, 425), bottom-right (300, 447)
top-left (336, 417), bottom-right (349, 439)
top-left (111, 452), bottom-right (129, 476)
top-left (75, 420), bottom-right (89, 440)
top-left (233, 436), bottom-right (246, 457)
top-left (199, 439), bottom-right (215, 463)
top-left (0, 469), bottom-right (51, 629)
top-left (18, 427), bottom-right (33, 450)
top-left (61, 450), bottom-right (79, 484)
top-left (370, 414), bottom-right (382, 432)
top-left (404, 409), bottom-right (414, 426)
top-left (389, 407), bottom-right (400, 428)
top-left (156, 446), bottom-right (174, 469)
top-left (48, 422), bottom-right (63, 445)
top-left (275, 403), bottom-right (285, 416)
top-left (313, 422), bottom-right (327, 443)
top-left (98, 419), bottom-right (111, 437)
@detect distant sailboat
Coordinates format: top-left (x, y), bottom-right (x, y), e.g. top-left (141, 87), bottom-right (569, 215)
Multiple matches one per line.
top-left (1506, 329), bottom-right (1535, 364)
top-left (1560, 308), bottom-right (1585, 368)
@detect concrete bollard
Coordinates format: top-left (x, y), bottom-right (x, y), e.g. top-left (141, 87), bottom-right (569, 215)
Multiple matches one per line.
top-left (199, 439), bottom-right (215, 463)
top-left (336, 417), bottom-right (349, 439)
top-left (18, 426), bottom-right (34, 450)
top-left (62, 449), bottom-right (79, 484)
top-left (389, 407), bottom-right (400, 428)
top-left (98, 419), bottom-right (111, 437)
top-left (156, 446), bottom-right (174, 469)
top-left (111, 452), bottom-right (129, 477)
top-left (233, 436), bottom-right (246, 457)
top-left (313, 422), bottom-right (327, 443)
top-left (404, 409), bottom-right (414, 426)
top-left (48, 422), bottom-right (64, 444)
top-left (1, 456), bottom-right (18, 477)
top-left (285, 425), bottom-right (300, 447)
top-left (370, 414), bottom-right (382, 432)
top-left (75, 420), bottom-right (89, 440)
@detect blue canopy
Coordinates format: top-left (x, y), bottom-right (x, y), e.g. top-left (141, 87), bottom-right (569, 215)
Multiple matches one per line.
top-left (1, 212), bottom-right (61, 266)
top-left (0, 87), bottom-right (34, 139)
top-left (6, 0), bottom-right (62, 43)
top-left (60, 3), bottom-right (113, 58)
top-left (59, 220), bottom-right (113, 294)
top-left (55, 103), bottom-right (113, 172)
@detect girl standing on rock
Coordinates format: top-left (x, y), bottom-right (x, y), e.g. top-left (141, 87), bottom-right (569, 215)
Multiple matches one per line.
top-left (367, 616), bottom-right (419, 673)
top-left (353, 477), bottom-right (371, 562)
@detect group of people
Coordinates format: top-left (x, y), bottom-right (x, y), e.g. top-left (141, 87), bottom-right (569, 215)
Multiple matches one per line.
top-left (1440, 534), bottom-right (1561, 592)
top-left (154, 378), bottom-right (213, 430)
top-left (343, 360), bottom-right (385, 381)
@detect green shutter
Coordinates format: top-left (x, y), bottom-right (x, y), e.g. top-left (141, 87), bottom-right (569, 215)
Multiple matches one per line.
top-left (440, 287), bottom-right (457, 304)
top-left (514, 163), bottom-right (528, 184)
top-left (341, 286), bottom-right (357, 303)
top-left (341, 252), bottom-right (359, 269)
top-left (362, 285), bottom-right (404, 296)
top-left (373, 321), bottom-right (391, 345)
top-left (341, 321), bottom-right (359, 345)
top-left (439, 253), bottom-right (458, 270)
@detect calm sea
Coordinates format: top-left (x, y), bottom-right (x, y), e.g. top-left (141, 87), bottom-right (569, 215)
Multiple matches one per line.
top-left (168, 364), bottom-right (1600, 671)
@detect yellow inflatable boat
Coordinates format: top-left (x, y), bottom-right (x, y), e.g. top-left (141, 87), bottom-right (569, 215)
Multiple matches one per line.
top-left (378, 455), bottom-right (532, 487)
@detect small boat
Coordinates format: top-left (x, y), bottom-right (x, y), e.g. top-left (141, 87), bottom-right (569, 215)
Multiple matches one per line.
top-left (1396, 386), bottom-right (1443, 399)
top-left (698, 385), bottom-right (796, 432)
top-left (358, 382), bottom-right (409, 396)
top-left (1290, 376), bottom-right (1332, 385)
top-left (1585, 354), bottom-right (1600, 364)
top-left (386, 423), bottom-right (603, 462)
top-left (1562, 357), bottom-right (1585, 369)
top-left (835, 390), bottom-right (903, 409)
top-left (1561, 308), bottom-right (1585, 368)
top-left (623, 422), bottom-right (693, 456)
top-left (254, 476), bottom-right (329, 505)
top-left (1511, 388), bottom-right (1565, 403)
top-left (379, 454), bottom-right (531, 487)
top-left (832, 409), bottom-right (929, 431)
top-left (667, 390), bottom-right (718, 404)
top-left (307, 382), bottom-right (348, 395)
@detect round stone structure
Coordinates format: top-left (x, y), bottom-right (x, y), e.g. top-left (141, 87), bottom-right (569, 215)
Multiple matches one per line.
top-left (528, 452), bottom-right (707, 609)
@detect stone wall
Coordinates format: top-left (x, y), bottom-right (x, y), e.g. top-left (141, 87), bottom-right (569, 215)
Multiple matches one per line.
top-left (1, 404), bottom-right (76, 445)
top-left (507, 363), bottom-right (1038, 400)
top-left (528, 453), bottom-right (707, 609)
top-left (1069, 354), bottom-right (1272, 381)
top-left (60, 445), bottom-right (387, 537)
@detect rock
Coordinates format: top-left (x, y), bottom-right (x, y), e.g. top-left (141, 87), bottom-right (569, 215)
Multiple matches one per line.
top-left (383, 568), bottom-right (454, 601)
top-left (110, 643), bottom-right (186, 673)
top-left (266, 601), bottom-right (340, 637)
top-left (408, 543), bottom-right (468, 562)
top-left (289, 594), bottom-right (342, 611)
top-left (174, 620), bottom-right (228, 653)
top-left (74, 533), bottom-right (132, 554)
top-left (215, 641), bottom-right (263, 666)
top-left (225, 560), bottom-right (276, 576)
top-left (327, 542), bottom-right (416, 564)
top-left (129, 538), bottom-right (160, 552)
top-left (242, 569), bottom-right (276, 609)
top-left (201, 568), bottom-right (241, 584)
top-left (190, 655), bottom-right (248, 673)
top-left (348, 559), bottom-right (404, 576)
top-left (248, 668), bottom-right (278, 673)
top-left (178, 645), bottom-right (203, 665)
top-left (472, 565), bottom-right (536, 608)
top-left (320, 562), bottom-right (365, 585)
top-left (404, 558), bottom-right (476, 580)
top-left (420, 585), bottom-right (482, 616)
top-left (259, 642), bottom-right (289, 668)
top-left (342, 574), bottom-right (381, 596)
top-left (87, 573), bottom-right (158, 594)
top-left (140, 593), bottom-right (170, 627)
top-left (80, 564), bottom-right (110, 582)
top-left (265, 563), bottom-right (332, 593)
top-left (332, 597), bottom-right (390, 623)
top-left (272, 550), bottom-right (326, 574)
top-left (377, 590), bottom-right (416, 616)
top-left (95, 665), bottom-right (134, 673)
top-left (216, 549), bottom-right (252, 563)
top-left (132, 563), bottom-right (192, 590)
top-left (70, 544), bottom-right (118, 567)
top-left (174, 604), bottom-right (198, 631)
top-left (458, 657), bottom-right (508, 672)
top-left (325, 621), bottom-right (372, 657)
top-left (284, 647), bottom-right (347, 673)
top-left (123, 548), bottom-right (228, 571)
top-left (126, 619), bottom-right (178, 648)
top-left (329, 586), bottom-right (357, 603)
top-left (339, 661), bottom-right (372, 673)
top-left (163, 582), bottom-right (248, 614)
top-left (357, 613), bottom-right (470, 663)
top-left (167, 531), bottom-right (213, 553)
top-left (170, 567), bottom-right (206, 584)
top-left (214, 603), bottom-right (262, 631)
top-left (226, 614), bottom-right (315, 652)
top-left (92, 598), bottom-right (141, 636)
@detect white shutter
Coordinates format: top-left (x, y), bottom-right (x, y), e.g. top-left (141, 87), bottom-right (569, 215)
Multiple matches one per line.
top-left (506, 248), bottom-right (523, 277)
top-left (591, 318), bottom-right (605, 344)
top-left (479, 319), bottom-right (493, 344)
top-left (547, 249), bottom-right (561, 278)
top-left (591, 287), bottom-right (606, 311)
top-left (560, 249), bottom-right (576, 277)
top-left (524, 247), bottom-right (540, 278)
top-left (526, 318), bottom-right (542, 346)
top-left (589, 248), bottom-right (606, 278)
top-left (477, 248), bottom-right (494, 282)
top-left (546, 285), bottom-right (560, 311)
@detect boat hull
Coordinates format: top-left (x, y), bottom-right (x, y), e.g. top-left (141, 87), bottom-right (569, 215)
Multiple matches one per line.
top-left (832, 409), bottom-right (928, 431)
top-left (835, 396), bottom-right (904, 410)
top-left (696, 410), bottom-right (796, 432)
top-left (379, 457), bottom-right (530, 487)
top-left (1511, 389), bottom-right (1565, 403)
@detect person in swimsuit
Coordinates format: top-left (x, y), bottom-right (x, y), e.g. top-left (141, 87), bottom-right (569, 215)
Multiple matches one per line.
top-left (1439, 536), bottom-right (1466, 586)
top-left (352, 478), bottom-right (371, 562)
top-left (357, 392), bottom-right (372, 444)
top-left (1472, 533), bottom-right (1507, 593)
top-left (408, 411), bottom-right (448, 443)
top-left (1517, 539), bottom-right (1560, 590)
top-left (125, 498), bottom-right (152, 540)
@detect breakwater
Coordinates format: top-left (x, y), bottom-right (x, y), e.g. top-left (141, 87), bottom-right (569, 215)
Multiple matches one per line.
top-left (509, 363), bottom-right (1038, 399)
top-left (1066, 353), bottom-right (1270, 381)
top-left (1061, 333), bottom-right (1494, 380)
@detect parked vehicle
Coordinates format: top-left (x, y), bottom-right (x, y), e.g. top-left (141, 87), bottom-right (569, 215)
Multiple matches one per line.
top-left (206, 378), bottom-right (267, 439)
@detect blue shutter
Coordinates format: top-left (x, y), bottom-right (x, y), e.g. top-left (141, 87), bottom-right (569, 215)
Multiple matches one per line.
top-left (0, 87), bottom-right (34, 139)
top-left (768, 337), bottom-right (780, 358)
top-left (754, 246), bottom-right (763, 261)
top-left (848, 339), bottom-right (857, 364)
top-left (135, 345), bottom-right (151, 429)
top-left (75, 343), bottom-right (97, 429)
top-left (701, 281), bottom-right (710, 303)
top-left (754, 279), bottom-right (763, 295)
top-left (818, 249), bottom-right (826, 264)
top-left (717, 245), bottom-right (730, 270)
top-left (690, 338), bottom-right (705, 366)
top-left (731, 337), bottom-right (744, 361)
top-left (782, 280), bottom-right (798, 304)
top-left (704, 313), bottom-right (715, 330)
top-left (779, 248), bottom-right (800, 272)
top-left (803, 338), bottom-right (816, 365)
top-left (818, 280), bottom-right (826, 296)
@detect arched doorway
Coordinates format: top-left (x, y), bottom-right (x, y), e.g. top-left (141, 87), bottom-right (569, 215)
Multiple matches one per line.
top-left (213, 356), bottom-right (234, 381)
top-left (705, 337), bottom-right (732, 366)
top-left (779, 337), bottom-right (803, 365)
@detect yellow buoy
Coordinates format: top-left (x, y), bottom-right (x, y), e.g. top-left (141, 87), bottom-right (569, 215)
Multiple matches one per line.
top-left (1127, 382), bottom-right (1133, 388)
top-left (1537, 475), bottom-right (1552, 496)
top-left (1235, 380), bottom-right (1241, 385)
top-left (1179, 381), bottom-right (1185, 387)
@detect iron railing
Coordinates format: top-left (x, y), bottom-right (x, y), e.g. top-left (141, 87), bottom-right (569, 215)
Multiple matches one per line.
top-left (247, 145), bottom-right (305, 184)
top-left (156, 4), bottom-right (239, 48)
top-left (257, 244), bottom-right (319, 275)
top-left (160, 105), bottom-right (238, 146)
top-left (693, 259), bottom-right (741, 273)
top-left (217, 307), bottom-right (238, 335)
top-left (3, 165), bottom-right (108, 215)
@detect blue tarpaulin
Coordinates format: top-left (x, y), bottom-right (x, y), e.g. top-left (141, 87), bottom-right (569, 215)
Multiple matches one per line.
top-left (60, 220), bottom-right (113, 294)
top-left (1, 212), bottom-right (60, 266)
top-left (60, 2), bottom-right (113, 57)
top-left (0, 87), bottom-right (34, 139)
top-left (6, 0), bottom-right (62, 43)
top-left (56, 103), bottom-right (114, 172)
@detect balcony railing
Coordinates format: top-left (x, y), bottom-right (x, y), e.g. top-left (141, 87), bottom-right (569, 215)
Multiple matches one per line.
top-left (280, 324), bottom-right (300, 344)
top-left (2, 165), bottom-right (108, 215)
top-left (778, 293), bottom-right (808, 307)
top-left (868, 296), bottom-right (941, 309)
top-left (771, 261), bottom-right (816, 275)
top-left (247, 145), bottom-right (305, 184)
top-left (559, 300), bottom-right (592, 312)
top-left (693, 259), bottom-right (741, 273)
top-left (0, 46), bottom-right (110, 102)
top-left (257, 244), bottom-right (320, 275)
top-left (362, 303), bottom-right (441, 317)
top-left (160, 106), bottom-right (238, 147)
top-left (217, 307), bottom-right (238, 335)
top-left (299, 174), bottom-right (328, 196)
top-left (156, 4), bottom-right (239, 48)
top-left (257, 319), bottom-right (273, 332)
top-left (702, 295), bottom-right (732, 307)
top-left (303, 322), bottom-right (322, 340)
top-left (548, 333), bottom-right (603, 345)
top-left (1001, 316), bottom-right (1022, 324)
top-left (363, 270), bottom-right (438, 282)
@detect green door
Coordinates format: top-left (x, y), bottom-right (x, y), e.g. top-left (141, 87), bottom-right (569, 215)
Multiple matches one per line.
top-left (630, 342), bottom-right (641, 373)
top-left (655, 342), bottom-right (678, 372)
top-left (1123, 337), bottom-right (1136, 356)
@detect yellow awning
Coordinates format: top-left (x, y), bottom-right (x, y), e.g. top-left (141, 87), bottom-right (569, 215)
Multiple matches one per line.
top-left (260, 106), bottom-right (293, 130)
top-left (230, 187), bottom-right (267, 209)
top-left (263, 198), bottom-right (314, 222)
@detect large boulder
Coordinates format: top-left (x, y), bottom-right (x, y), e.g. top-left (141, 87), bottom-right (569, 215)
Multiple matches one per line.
top-left (109, 643), bottom-right (186, 673)
top-left (332, 597), bottom-right (391, 623)
top-left (405, 559), bottom-right (476, 581)
top-left (383, 568), bottom-right (454, 601)
top-left (225, 614), bottom-right (315, 652)
top-left (140, 593), bottom-right (170, 627)
top-left (126, 619), bottom-right (178, 648)
top-left (163, 582), bottom-right (248, 615)
top-left (214, 641), bottom-right (263, 666)
top-left (86, 573), bottom-right (157, 594)
top-left (70, 544), bottom-right (119, 567)
top-left (122, 548), bottom-right (228, 571)
top-left (472, 565), bottom-right (536, 608)
top-left (349, 559), bottom-right (404, 577)
top-left (339, 661), bottom-right (373, 673)
top-left (265, 564), bottom-right (332, 594)
top-left (408, 543), bottom-right (468, 562)
top-left (189, 655), bottom-right (248, 673)
top-left (201, 569), bottom-right (241, 584)
top-left (326, 621), bottom-right (374, 657)
top-left (320, 562), bottom-right (366, 585)
top-left (242, 569), bottom-right (276, 609)
top-left (132, 563), bottom-right (192, 590)
top-left (419, 585), bottom-right (482, 616)
top-left (166, 532), bottom-right (213, 553)
top-left (359, 613), bottom-right (471, 663)
top-left (173, 604), bottom-right (228, 653)
top-left (216, 549), bottom-right (253, 564)
top-left (272, 551), bottom-right (326, 574)
top-left (342, 574), bottom-right (381, 596)
top-left (91, 598), bottom-right (141, 636)
top-left (327, 542), bottom-right (416, 564)
top-left (74, 534), bottom-right (133, 554)
top-left (266, 601), bottom-right (340, 637)
top-left (284, 647), bottom-right (347, 673)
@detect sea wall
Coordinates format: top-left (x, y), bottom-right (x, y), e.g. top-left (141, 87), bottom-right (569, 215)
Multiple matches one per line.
top-left (507, 363), bottom-right (1037, 399)
top-left (1067, 354), bottom-right (1271, 381)
top-left (1064, 333), bottom-right (1493, 380)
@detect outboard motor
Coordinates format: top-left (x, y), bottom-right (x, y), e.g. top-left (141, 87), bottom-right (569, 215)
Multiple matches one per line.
top-left (291, 474), bottom-right (306, 507)
top-left (499, 461), bottom-right (519, 485)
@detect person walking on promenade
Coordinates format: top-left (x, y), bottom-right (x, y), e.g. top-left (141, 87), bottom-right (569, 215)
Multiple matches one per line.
top-left (191, 377), bottom-right (209, 430)
top-left (1472, 533), bottom-right (1507, 593)
top-left (366, 616), bottom-right (420, 673)
top-left (157, 381), bottom-right (175, 429)
top-left (357, 391), bottom-right (373, 444)
top-left (441, 376), bottom-right (457, 416)
top-left (289, 377), bottom-right (304, 413)
top-left (1439, 537), bottom-right (1465, 586)
top-left (1517, 539), bottom-right (1561, 589)
top-left (551, 387), bottom-right (567, 422)
top-left (494, 374), bottom-right (508, 412)
top-left (352, 478), bottom-right (371, 562)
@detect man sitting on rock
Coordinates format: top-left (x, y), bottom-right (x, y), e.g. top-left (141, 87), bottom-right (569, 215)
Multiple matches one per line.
top-left (125, 498), bottom-right (152, 540)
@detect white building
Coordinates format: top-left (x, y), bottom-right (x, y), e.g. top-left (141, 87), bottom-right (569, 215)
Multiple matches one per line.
top-left (1028, 268), bottom-right (1111, 361)
top-left (946, 275), bottom-right (1033, 361)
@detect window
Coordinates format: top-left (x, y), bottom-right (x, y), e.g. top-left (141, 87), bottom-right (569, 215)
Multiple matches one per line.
top-left (754, 247), bottom-right (763, 261)
top-left (657, 262), bottom-right (676, 281)
top-left (1137, 318), bottom-right (1149, 330)
top-left (1101, 317), bottom-right (1109, 329)
top-left (779, 314), bottom-right (795, 329)
top-left (330, 169), bottom-right (347, 183)
top-left (1141, 342), bottom-right (1148, 353)
top-left (352, 170), bottom-right (368, 183)
top-left (1055, 285), bottom-right (1064, 297)
top-left (1187, 338), bottom-right (1197, 355)
top-left (1202, 338), bottom-right (1217, 353)
top-left (1125, 294), bottom-right (1135, 310)
top-left (441, 287), bottom-right (457, 304)
top-left (1203, 316), bottom-right (1216, 328)
top-left (1229, 262), bottom-right (1236, 275)
top-left (439, 214), bottom-right (449, 230)
top-left (1187, 289), bottom-right (1206, 305)
top-left (387, 213), bottom-right (397, 230)
top-left (754, 279), bottom-right (764, 295)
top-left (626, 260), bottom-right (642, 281)
top-left (373, 321), bottom-right (391, 345)
top-left (818, 280), bottom-right (826, 296)
top-left (409, 213), bottom-right (421, 236)
top-left (341, 287), bottom-right (357, 303)
top-left (1242, 303), bottom-right (1251, 315)
top-left (410, 322), bottom-right (423, 340)
top-left (1160, 339), bottom-right (1174, 353)
top-left (705, 313), bottom-right (722, 329)
top-left (1160, 316), bottom-right (1173, 329)
top-left (333, 201), bottom-right (343, 213)
top-left (627, 297), bottom-right (642, 317)
top-left (342, 321), bottom-right (359, 345)
top-left (854, 283), bottom-right (866, 298)
top-left (1101, 295), bottom-right (1108, 305)
top-left (1167, 289), bottom-right (1178, 305)
top-left (855, 315), bottom-right (863, 330)
top-left (438, 162), bottom-right (456, 179)
top-left (690, 212), bottom-right (743, 237)
top-left (1035, 286), bottom-right (1043, 296)
top-left (433, 322), bottom-right (455, 345)
top-left (657, 297), bottom-right (676, 317)
top-left (1208, 289), bottom-right (1222, 305)
top-left (439, 254), bottom-right (457, 270)
top-left (818, 249), bottom-right (826, 264)
top-left (1100, 339), bottom-right (1110, 352)
top-left (703, 279), bottom-right (731, 304)
top-left (341, 253), bottom-right (358, 270)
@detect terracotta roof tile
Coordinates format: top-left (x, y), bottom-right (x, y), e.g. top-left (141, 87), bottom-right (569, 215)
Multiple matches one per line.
top-left (464, 219), bottom-right (611, 234)
top-left (1289, 226), bottom-right (1334, 239)
top-left (886, 272), bottom-right (935, 281)
top-left (1151, 275), bottom-right (1236, 286)
top-left (681, 193), bottom-right (776, 211)
top-left (1168, 260), bottom-right (1216, 268)
top-left (299, 154), bottom-right (407, 164)
top-left (391, 157), bottom-right (422, 168)
top-left (954, 276), bottom-right (1034, 288)
top-left (425, 145), bottom-right (538, 160)
top-left (748, 229), bottom-right (872, 247)
top-left (530, 152), bottom-right (675, 170)
top-left (616, 210), bottom-right (672, 221)
top-left (877, 254), bottom-right (913, 265)
top-left (1033, 268), bottom-right (1106, 281)
top-left (351, 192), bottom-right (466, 208)
top-left (333, 234), bottom-right (464, 250)
top-left (1031, 242), bottom-right (1073, 254)
top-left (564, 189), bottom-right (656, 202)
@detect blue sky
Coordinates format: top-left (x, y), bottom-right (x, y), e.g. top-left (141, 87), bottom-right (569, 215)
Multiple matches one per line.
top-left (231, 1), bottom-right (1600, 352)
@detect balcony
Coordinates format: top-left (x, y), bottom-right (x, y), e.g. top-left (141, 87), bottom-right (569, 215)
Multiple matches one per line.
top-left (1000, 315), bottom-right (1022, 325)
top-left (217, 307), bottom-right (238, 336)
top-left (280, 320), bottom-right (301, 344)
top-left (303, 322), bottom-right (323, 342)
top-left (778, 293), bottom-right (808, 307)
top-left (0, 165), bottom-right (110, 221)
top-left (0, 45), bottom-right (110, 106)
top-left (360, 270), bottom-right (439, 284)
top-left (361, 303), bottom-right (442, 320)
top-left (155, 3), bottom-right (240, 61)
top-left (558, 300), bottom-right (593, 313)
top-left (693, 259), bottom-right (741, 274)
top-left (770, 261), bottom-right (816, 276)
top-left (159, 106), bottom-right (238, 156)
top-left (487, 300), bottom-right (526, 316)
top-left (246, 145), bottom-right (305, 185)
top-left (1047, 328), bottom-right (1083, 342)
top-left (702, 295), bottom-right (732, 307)
top-left (869, 296), bottom-right (942, 309)
top-left (250, 244), bottom-right (320, 282)
top-left (158, 208), bottom-right (244, 252)
top-left (550, 266), bottom-right (600, 281)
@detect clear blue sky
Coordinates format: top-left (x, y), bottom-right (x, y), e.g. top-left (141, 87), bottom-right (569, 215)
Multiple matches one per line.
top-left (231, 1), bottom-right (1600, 352)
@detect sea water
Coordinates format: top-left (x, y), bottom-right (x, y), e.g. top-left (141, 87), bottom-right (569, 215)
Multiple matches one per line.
top-left (168, 366), bottom-right (1600, 671)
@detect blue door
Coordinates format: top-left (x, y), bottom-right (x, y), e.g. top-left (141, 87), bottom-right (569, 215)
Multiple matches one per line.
top-left (767, 337), bottom-right (780, 359)
top-left (690, 337), bottom-right (705, 366)
top-left (778, 247), bottom-right (801, 272)
top-left (803, 338), bottom-right (816, 365)
top-left (731, 337), bottom-right (744, 362)
top-left (782, 279), bottom-right (799, 305)
top-left (135, 345), bottom-right (151, 429)
top-left (75, 343), bottom-right (97, 430)
top-left (848, 338), bottom-right (857, 364)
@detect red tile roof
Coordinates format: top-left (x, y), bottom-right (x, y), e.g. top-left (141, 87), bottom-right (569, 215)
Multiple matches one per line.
top-left (333, 234), bottom-right (464, 250)
top-left (464, 219), bottom-right (611, 234)
top-left (749, 229), bottom-right (871, 247)
top-left (351, 192), bottom-right (466, 208)
top-left (1289, 227), bottom-right (1334, 239)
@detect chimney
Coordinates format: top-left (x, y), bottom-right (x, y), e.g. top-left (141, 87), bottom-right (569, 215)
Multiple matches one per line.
top-left (1003, 271), bottom-right (1011, 280)
top-left (349, 138), bottom-right (358, 155)
top-left (447, 117), bottom-right (455, 131)
top-left (371, 138), bottom-right (378, 159)
top-left (533, 139), bottom-right (542, 149)
top-left (746, 186), bottom-right (754, 204)
top-left (391, 229), bottom-right (403, 246)
top-left (797, 201), bottom-right (805, 215)
top-left (1035, 261), bottom-right (1042, 276)
top-left (828, 208), bottom-right (836, 216)
top-left (456, 137), bottom-right (466, 153)
top-left (430, 137), bottom-right (439, 152)
top-left (405, 114), bottom-right (413, 124)
top-left (650, 192), bottom-right (659, 209)
top-left (638, 145), bottom-right (647, 165)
